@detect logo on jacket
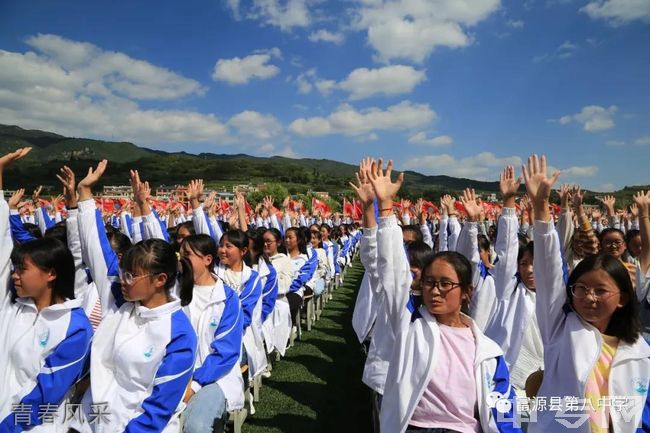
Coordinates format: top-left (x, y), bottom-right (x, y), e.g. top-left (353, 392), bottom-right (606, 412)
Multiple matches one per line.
top-left (144, 346), bottom-right (154, 358)
top-left (38, 329), bottom-right (49, 347)
top-left (210, 317), bottom-right (219, 328)
top-left (631, 377), bottom-right (648, 394)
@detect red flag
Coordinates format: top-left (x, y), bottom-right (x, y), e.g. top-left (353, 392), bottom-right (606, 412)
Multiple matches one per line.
top-left (454, 201), bottom-right (466, 216)
top-left (353, 199), bottom-right (363, 220)
top-left (219, 197), bottom-right (230, 212)
top-left (421, 200), bottom-right (438, 215)
top-left (312, 197), bottom-right (331, 214)
top-left (244, 200), bottom-right (253, 215)
top-left (343, 198), bottom-right (355, 217)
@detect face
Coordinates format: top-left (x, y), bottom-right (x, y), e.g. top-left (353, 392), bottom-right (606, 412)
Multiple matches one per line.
top-left (403, 231), bottom-right (418, 242)
top-left (176, 226), bottom-right (192, 243)
top-left (180, 243), bottom-right (213, 281)
top-left (571, 269), bottom-right (624, 328)
top-left (479, 248), bottom-right (491, 267)
top-left (320, 227), bottom-right (329, 241)
top-left (627, 235), bottom-right (642, 259)
top-left (421, 259), bottom-right (470, 317)
top-left (518, 251), bottom-right (535, 290)
top-left (12, 256), bottom-right (55, 299)
top-left (263, 233), bottom-right (279, 256)
top-left (285, 231), bottom-right (298, 252)
top-left (120, 266), bottom-right (166, 302)
top-left (310, 232), bottom-right (320, 248)
top-left (218, 237), bottom-right (246, 267)
top-left (601, 232), bottom-right (626, 259)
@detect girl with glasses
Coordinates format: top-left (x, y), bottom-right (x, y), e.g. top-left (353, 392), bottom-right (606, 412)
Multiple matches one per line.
top-left (366, 159), bottom-right (519, 433)
top-left (524, 155), bottom-right (650, 433)
top-left (72, 161), bottom-right (197, 433)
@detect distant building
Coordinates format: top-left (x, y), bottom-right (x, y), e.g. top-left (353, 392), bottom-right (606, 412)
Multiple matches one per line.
top-left (310, 191), bottom-right (330, 199)
top-left (156, 185), bottom-right (188, 202)
top-left (233, 184), bottom-right (258, 193)
top-left (103, 185), bottom-right (132, 199)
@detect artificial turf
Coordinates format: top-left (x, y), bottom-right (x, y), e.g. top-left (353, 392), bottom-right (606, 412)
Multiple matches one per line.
top-left (243, 260), bottom-right (372, 433)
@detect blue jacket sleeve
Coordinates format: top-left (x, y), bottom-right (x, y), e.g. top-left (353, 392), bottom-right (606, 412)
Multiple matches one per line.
top-left (124, 311), bottom-right (197, 433)
top-left (192, 288), bottom-right (243, 387)
top-left (288, 255), bottom-right (316, 294)
top-left (9, 212), bottom-right (37, 244)
top-left (238, 275), bottom-right (262, 330)
top-left (35, 207), bottom-right (55, 236)
top-left (0, 309), bottom-right (92, 432)
top-left (490, 355), bottom-right (522, 433)
top-left (260, 265), bottom-right (278, 322)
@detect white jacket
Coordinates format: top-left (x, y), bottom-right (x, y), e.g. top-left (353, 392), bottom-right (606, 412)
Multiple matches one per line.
top-left (377, 215), bottom-right (520, 433)
top-left (529, 220), bottom-right (650, 433)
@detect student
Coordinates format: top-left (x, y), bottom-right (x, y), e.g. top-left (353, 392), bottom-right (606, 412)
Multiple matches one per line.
top-left (284, 227), bottom-right (316, 326)
top-left (262, 228), bottom-right (293, 355)
top-left (367, 159), bottom-right (519, 433)
top-left (523, 155), bottom-right (650, 433)
top-left (308, 229), bottom-right (329, 297)
top-left (215, 229), bottom-right (266, 378)
top-left (0, 148), bottom-right (93, 433)
top-left (178, 234), bottom-right (244, 432)
top-left (72, 160), bottom-right (197, 433)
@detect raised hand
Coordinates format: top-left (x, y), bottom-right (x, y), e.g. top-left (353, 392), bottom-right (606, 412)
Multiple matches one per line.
top-left (461, 188), bottom-right (482, 222)
top-left (499, 165), bottom-right (522, 208)
top-left (441, 194), bottom-right (456, 216)
top-left (367, 159), bottom-right (404, 216)
top-left (633, 191), bottom-right (650, 217)
top-left (600, 195), bottom-right (616, 217)
top-left (558, 184), bottom-right (572, 209)
top-left (32, 185), bottom-right (43, 204)
top-left (570, 186), bottom-right (584, 214)
top-left (234, 191), bottom-right (245, 209)
top-left (78, 160), bottom-right (108, 201)
top-left (630, 203), bottom-right (639, 219)
top-left (204, 191), bottom-right (216, 211)
top-left (349, 157), bottom-right (376, 208)
top-left (8, 188), bottom-right (25, 210)
top-left (521, 154), bottom-right (560, 222)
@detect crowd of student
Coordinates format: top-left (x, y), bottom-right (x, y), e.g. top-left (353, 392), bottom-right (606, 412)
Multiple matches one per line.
top-left (2, 147), bottom-right (650, 433)
top-left (0, 148), bottom-right (362, 433)
top-left (351, 156), bottom-right (650, 433)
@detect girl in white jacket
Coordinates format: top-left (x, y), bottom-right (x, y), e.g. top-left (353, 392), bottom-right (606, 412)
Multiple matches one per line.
top-left (72, 161), bottom-right (197, 433)
top-left (263, 228), bottom-right (293, 355)
top-left (523, 155), bottom-right (650, 433)
top-left (178, 234), bottom-right (244, 433)
top-left (366, 159), bottom-right (520, 433)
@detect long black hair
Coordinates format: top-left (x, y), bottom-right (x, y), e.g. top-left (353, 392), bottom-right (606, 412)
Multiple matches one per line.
top-left (121, 239), bottom-right (194, 306)
top-left (286, 227), bottom-right (307, 255)
top-left (11, 237), bottom-right (76, 303)
top-left (567, 252), bottom-right (640, 343)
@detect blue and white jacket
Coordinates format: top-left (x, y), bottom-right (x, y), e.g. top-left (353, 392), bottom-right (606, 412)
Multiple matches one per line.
top-left (184, 278), bottom-right (244, 411)
top-left (0, 195), bottom-right (93, 433)
top-left (288, 251), bottom-right (317, 297)
top-left (529, 220), bottom-right (650, 433)
top-left (377, 215), bottom-right (520, 433)
top-left (74, 198), bottom-right (197, 433)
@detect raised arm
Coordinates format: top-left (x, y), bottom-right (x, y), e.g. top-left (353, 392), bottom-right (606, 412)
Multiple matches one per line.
top-left (633, 191), bottom-right (650, 292)
top-left (522, 155), bottom-right (565, 344)
top-left (458, 188), bottom-right (482, 288)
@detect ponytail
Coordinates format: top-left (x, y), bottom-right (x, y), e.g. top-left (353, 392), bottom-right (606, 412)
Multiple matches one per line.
top-left (178, 255), bottom-right (194, 306)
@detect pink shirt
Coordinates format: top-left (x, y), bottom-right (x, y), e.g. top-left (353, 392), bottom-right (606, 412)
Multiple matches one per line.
top-left (410, 324), bottom-right (481, 433)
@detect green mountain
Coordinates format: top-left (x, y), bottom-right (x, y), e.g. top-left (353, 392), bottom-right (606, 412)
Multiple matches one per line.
top-left (0, 124), bottom-right (644, 203)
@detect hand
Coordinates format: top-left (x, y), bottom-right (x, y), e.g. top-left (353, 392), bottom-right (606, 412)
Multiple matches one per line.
top-left (204, 191), bottom-right (216, 211)
top-left (630, 203), bottom-right (639, 218)
top-left (600, 195), bottom-right (616, 216)
top-left (367, 159), bottom-right (404, 214)
top-left (32, 185), bottom-right (43, 203)
top-left (8, 188), bottom-right (25, 210)
top-left (185, 179), bottom-right (204, 202)
top-left (461, 188), bottom-right (482, 222)
top-left (521, 154), bottom-right (560, 220)
top-left (0, 147), bottom-right (32, 171)
top-left (51, 194), bottom-right (64, 210)
top-left (499, 165), bottom-right (522, 207)
top-left (349, 157), bottom-right (376, 208)
top-left (571, 186), bottom-right (584, 214)
top-left (263, 195), bottom-right (274, 211)
top-left (234, 191), bottom-right (245, 209)
top-left (633, 190), bottom-right (650, 217)
top-left (77, 160), bottom-right (108, 201)
top-left (441, 194), bottom-right (456, 215)
top-left (130, 170), bottom-right (150, 205)
top-left (558, 184), bottom-right (572, 209)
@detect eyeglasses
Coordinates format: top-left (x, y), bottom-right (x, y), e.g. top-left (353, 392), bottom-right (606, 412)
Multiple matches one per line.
top-left (602, 240), bottom-right (624, 248)
top-left (420, 278), bottom-right (462, 294)
top-left (119, 270), bottom-right (152, 285)
top-left (570, 283), bottom-right (619, 300)
top-left (263, 239), bottom-right (277, 245)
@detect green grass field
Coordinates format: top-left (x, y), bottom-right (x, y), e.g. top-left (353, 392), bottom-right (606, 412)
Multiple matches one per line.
top-left (244, 261), bottom-right (372, 433)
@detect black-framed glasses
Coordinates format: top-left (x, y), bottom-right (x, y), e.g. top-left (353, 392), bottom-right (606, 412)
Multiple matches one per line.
top-left (570, 283), bottom-right (619, 300)
top-left (420, 278), bottom-right (462, 294)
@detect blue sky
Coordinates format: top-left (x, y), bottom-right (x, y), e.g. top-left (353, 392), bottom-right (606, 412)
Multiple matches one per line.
top-left (0, 0), bottom-right (649, 190)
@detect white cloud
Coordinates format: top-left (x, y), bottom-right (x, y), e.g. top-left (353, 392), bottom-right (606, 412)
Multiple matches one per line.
top-left (408, 132), bottom-right (453, 146)
top-left (289, 100), bottom-right (436, 137)
top-left (233, 0), bottom-right (311, 31)
top-left (635, 136), bottom-right (650, 145)
top-left (402, 152), bottom-right (523, 180)
top-left (606, 140), bottom-right (626, 146)
top-left (558, 105), bottom-right (618, 132)
top-left (294, 68), bottom-right (317, 94)
top-left (351, 0), bottom-right (501, 63)
top-left (228, 111), bottom-right (283, 140)
top-left (301, 65), bottom-right (426, 100)
top-left (507, 19), bottom-right (525, 28)
top-left (402, 152), bottom-right (598, 181)
top-left (212, 48), bottom-right (281, 85)
top-left (277, 145), bottom-right (299, 158)
top-left (308, 29), bottom-right (345, 44)
top-left (258, 143), bottom-right (276, 153)
top-left (23, 34), bottom-right (205, 100)
top-left (581, 0), bottom-right (650, 25)
top-left (533, 40), bottom-right (579, 63)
